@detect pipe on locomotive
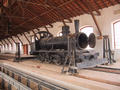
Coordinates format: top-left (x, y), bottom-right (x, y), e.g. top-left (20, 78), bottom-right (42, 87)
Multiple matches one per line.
top-left (39, 20), bottom-right (96, 50)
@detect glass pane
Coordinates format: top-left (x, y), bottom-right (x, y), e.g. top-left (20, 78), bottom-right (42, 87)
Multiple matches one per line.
top-left (114, 21), bottom-right (120, 49)
top-left (81, 27), bottom-right (93, 37)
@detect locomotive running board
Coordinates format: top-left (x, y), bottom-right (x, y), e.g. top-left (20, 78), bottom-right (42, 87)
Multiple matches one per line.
top-left (77, 58), bottom-right (107, 69)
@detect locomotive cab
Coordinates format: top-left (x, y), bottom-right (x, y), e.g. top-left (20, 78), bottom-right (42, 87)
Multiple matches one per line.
top-left (30, 31), bottom-right (53, 55)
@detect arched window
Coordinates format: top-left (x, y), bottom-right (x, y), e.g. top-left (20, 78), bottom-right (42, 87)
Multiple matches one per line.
top-left (80, 26), bottom-right (94, 49)
top-left (57, 31), bottom-right (62, 37)
top-left (113, 20), bottom-right (120, 49)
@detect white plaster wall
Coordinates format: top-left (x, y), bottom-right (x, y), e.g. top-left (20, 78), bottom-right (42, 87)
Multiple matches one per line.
top-left (0, 4), bottom-right (120, 60)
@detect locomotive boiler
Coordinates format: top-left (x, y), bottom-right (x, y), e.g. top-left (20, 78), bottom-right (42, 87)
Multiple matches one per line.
top-left (30, 20), bottom-right (106, 72)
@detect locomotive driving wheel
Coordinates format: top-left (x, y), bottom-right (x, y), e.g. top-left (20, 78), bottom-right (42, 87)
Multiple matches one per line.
top-left (44, 53), bottom-right (51, 64)
top-left (38, 53), bottom-right (45, 63)
top-left (52, 55), bottom-right (62, 65)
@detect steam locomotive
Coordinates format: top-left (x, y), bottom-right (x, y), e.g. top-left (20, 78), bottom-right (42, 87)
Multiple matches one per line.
top-left (30, 20), bottom-right (106, 70)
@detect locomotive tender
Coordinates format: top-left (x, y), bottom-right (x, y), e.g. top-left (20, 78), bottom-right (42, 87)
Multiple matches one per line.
top-left (30, 20), bottom-right (106, 71)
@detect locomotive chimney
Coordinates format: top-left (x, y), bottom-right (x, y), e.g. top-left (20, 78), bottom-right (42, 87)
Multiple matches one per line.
top-left (74, 20), bottom-right (79, 34)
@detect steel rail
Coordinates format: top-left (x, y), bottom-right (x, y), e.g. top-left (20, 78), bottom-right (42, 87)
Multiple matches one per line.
top-left (85, 66), bottom-right (120, 74)
top-left (0, 72), bottom-right (32, 90)
top-left (0, 64), bottom-right (68, 90)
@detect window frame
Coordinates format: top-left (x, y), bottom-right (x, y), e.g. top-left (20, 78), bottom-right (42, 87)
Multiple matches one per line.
top-left (113, 20), bottom-right (120, 49)
top-left (57, 31), bottom-right (62, 37)
top-left (80, 25), bottom-right (93, 31)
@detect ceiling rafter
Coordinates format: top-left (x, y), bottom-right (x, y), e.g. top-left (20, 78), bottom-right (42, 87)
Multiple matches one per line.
top-left (108, 0), bottom-right (114, 5)
top-left (24, 7), bottom-right (53, 28)
top-left (13, 0), bottom-right (74, 29)
top-left (101, 0), bottom-right (108, 7)
top-left (115, 0), bottom-right (120, 3)
top-left (0, 0), bottom-right (119, 40)
top-left (80, 0), bottom-right (101, 15)
top-left (93, 0), bottom-right (102, 9)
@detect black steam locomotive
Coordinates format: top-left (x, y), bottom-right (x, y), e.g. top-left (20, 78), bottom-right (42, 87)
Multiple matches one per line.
top-left (30, 20), bottom-right (106, 71)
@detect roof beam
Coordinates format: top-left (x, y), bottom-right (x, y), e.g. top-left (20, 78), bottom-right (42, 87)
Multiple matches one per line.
top-left (11, 37), bottom-right (16, 43)
top-left (12, 5), bottom-right (20, 15)
top-left (16, 0), bottom-right (51, 7)
top-left (13, 0), bottom-right (74, 29)
top-left (23, 6), bottom-right (53, 27)
top-left (80, 0), bottom-right (101, 15)
top-left (93, 0), bottom-right (102, 9)
top-left (115, 0), bottom-right (120, 3)
top-left (17, 1), bottom-right (25, 17)
top-left (108, 0), bottom-right (114, 5)
top-left (0, 41), bottom-right (5, 46)
top-left (7, 38), bottom-right (13, 47)
top-left (32, 30), bottom-right (39, 40)
top-left (0, 15), bottom-right (30, 19)
top-left (64, 19), bottom-right (72, 23)
top-left (16, 35), bottom-right (24, 45)
top-left (44, 26), bottom-right (50, 33)
top-left (3, 40), bottom-right (9, 46)
top-left (23, 33), bottom-right (30, 44)
top-left (45, 2), bottom-right (69, 22)
top-left (101, 0), bottom-right (108, 7)
top-left (74, 1), bottom-right (87, 13)
top-left (63, 20), bottom-right (67, 26)
top-left (91, 12), bottom-right (102, 36)
top-left (36, 28), bottom-right (40, 32)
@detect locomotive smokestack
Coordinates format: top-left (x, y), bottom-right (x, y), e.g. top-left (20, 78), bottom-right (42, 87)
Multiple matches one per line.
top-left (74, 20), bottom-right (79, 33)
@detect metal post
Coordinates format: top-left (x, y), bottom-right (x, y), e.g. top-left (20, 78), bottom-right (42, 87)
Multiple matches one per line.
top-left (108, 38), bottom-right (112, 64)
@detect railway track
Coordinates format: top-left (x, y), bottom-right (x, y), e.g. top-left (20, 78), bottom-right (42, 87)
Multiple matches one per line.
top-left (0, 64), bottom-right (68, 90)
top-left (0, 61), bottom-right (120, 89)
top-left (73, 66), bottom-right (120, 87)
top-left (0, 72), bottom-right (32, 90)
top-left (86, 66), bottom-right (120, 74)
